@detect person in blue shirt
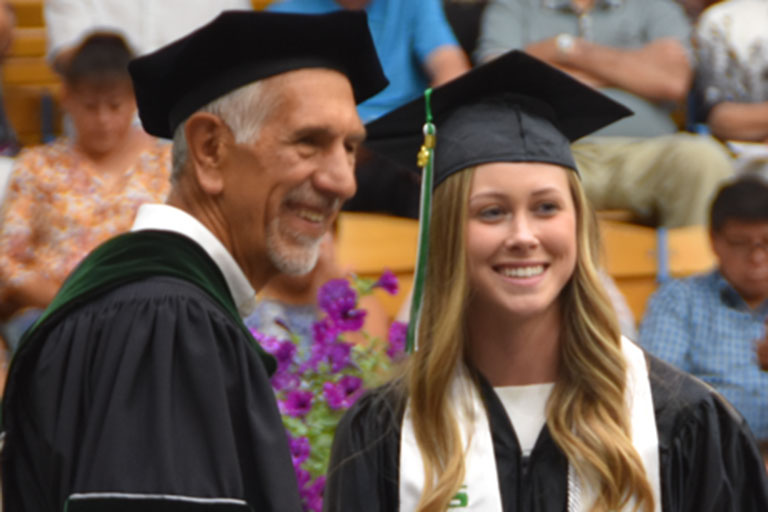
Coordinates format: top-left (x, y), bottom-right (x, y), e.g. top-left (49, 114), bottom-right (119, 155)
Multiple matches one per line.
top-left (267, 0), bottom-right (470, 122)
top-left (641, 175), bottom-right (768, 444)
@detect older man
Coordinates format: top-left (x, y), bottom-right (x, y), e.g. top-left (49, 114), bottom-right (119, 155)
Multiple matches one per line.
top-left (641, 176), bottom-right (768, 444)
top-left (1, 11), bottom-right (386, 512)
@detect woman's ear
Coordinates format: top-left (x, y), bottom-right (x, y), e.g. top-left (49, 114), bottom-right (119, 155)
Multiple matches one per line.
top-left (184, 112), bottom-right (232, 195)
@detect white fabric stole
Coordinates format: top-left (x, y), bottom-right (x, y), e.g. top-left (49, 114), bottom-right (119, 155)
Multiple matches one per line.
top-left (398, 337), bottom-right (661, 512)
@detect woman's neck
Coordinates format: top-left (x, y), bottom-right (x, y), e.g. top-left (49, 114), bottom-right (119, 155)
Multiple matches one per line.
top-left (466, 302), bottom-right (562, 386)
top-left (75, 127), bottom-right (152, 179)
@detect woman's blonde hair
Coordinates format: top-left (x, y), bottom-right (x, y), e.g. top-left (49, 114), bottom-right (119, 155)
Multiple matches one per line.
top-left (402, 167), bottom-right (654, 512)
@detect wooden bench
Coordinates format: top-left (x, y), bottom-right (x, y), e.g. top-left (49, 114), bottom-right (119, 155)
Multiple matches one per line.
top-left (336, 212), bottom-right (717, 324)
top-left (4, 0), bottom-right (61, 147)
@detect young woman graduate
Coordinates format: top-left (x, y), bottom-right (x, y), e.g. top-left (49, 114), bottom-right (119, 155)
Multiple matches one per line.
top-left (323, 51), bottom-right (768, 512)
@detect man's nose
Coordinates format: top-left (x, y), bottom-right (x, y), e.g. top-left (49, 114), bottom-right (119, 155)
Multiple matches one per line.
top-left (314, 143), bottom-right (357, 201)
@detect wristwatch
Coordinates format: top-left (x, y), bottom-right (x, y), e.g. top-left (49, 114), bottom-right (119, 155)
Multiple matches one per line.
top-left (556, 33), bottom-right (575, 56)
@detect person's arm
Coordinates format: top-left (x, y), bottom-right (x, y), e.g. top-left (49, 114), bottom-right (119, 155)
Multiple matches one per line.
top-left (544, 37), bottom-right (692, 102)
top-left (0, 157), bottom-right (59, 318)
top-left (424, 44), bottom-right (470, 87)
top-left (413, 0), bottom-right (470, 87)
top-left (639, 280), bottom-right (694, 371)
top-left (707, 101), bottom-right (768, 143)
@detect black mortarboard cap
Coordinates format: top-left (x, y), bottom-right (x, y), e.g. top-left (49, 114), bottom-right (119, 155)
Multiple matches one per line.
top-left (362, 50), bottom-right (632, 189)
top-left (128, 10), bottom-right (388, 138)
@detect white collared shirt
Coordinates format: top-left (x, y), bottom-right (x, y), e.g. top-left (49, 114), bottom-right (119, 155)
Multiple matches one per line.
top-left (131, 203), bottom-right (258, 317)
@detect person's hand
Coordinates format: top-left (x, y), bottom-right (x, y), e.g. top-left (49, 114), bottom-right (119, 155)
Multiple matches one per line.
top-left (524, 36), bottom-right (606, 88)
top-left (757, 320), bottom-right (768, 371)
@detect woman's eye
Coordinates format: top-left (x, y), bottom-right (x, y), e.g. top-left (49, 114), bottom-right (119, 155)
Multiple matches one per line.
top-left (478, 206), bottom-right (504, 220)
top-left (534, 201), bottom-right (559, 215)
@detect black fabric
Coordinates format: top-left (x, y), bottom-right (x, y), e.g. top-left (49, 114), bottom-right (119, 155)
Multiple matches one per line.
top-left (129, 10), bottom-right (388, 138)
top-left (361, 50), bottom-right (632, 189)
top-left (2, 235), bottom-right (302, 512)
top-left (324, 354), bottom-right (768, 511)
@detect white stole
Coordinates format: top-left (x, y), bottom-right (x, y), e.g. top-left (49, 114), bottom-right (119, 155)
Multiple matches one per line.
top-left (399, 337), bottom-right (662, 512)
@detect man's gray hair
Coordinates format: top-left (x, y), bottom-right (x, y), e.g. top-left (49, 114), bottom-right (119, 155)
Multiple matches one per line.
top-left (170, 80), bottom-right (276, 182)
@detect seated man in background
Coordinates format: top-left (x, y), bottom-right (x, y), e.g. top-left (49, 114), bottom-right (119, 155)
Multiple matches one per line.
top-left (475, 0), bottom-right (733, 227)
top-left (640, 176), bottom-right (768, 444)
top-left (0, 33), bottom-right (170, 350)
top-left (694, 0), bottom-right (768, 177)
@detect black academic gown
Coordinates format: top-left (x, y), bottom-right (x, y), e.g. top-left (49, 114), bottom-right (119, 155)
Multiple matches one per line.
top-left (2, 231), bottom-right (302, 512)
top-left (323, 355), bottom-right (768, 511)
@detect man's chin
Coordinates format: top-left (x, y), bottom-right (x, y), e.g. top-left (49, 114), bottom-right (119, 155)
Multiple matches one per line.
top-left (268, 244), bottom-right (321, 276)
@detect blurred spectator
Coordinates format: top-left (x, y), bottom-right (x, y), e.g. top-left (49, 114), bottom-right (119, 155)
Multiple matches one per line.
top-left (0, 0), bottom-right (19, 156)
top-left (45, 0), bottom-right (252, 70)
top-left (475, 0), bottom-right (734, 227)
top-left (0, 33), bottom-right (170, 349)
top-left (246, 231), bottom-right (390, 348)
top-left (640, 176), bottom-right (768, 443)
top-left (694, 0), bottom-right (768, 177)
top-left (267, 0), bottom-right (470, 122)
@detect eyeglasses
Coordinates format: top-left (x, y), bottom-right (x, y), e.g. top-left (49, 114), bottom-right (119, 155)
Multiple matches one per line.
top-left (723, 237), bottom-right (768, 255)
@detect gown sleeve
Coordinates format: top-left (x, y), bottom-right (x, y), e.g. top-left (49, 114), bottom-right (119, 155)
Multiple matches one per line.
top-left (323, 387), bottom-right (403, 512)
top-left (3, 276), bottom-right (301, 512)
top-left (650, 356), bottom-right (768, 511)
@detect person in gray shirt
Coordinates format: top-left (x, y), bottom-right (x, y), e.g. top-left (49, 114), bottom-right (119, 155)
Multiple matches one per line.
top-left (476, 0), bottom-right (734, 228)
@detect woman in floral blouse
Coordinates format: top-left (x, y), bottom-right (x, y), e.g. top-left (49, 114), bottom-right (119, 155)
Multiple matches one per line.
top-left (0, 32), bottom-right (170, 348)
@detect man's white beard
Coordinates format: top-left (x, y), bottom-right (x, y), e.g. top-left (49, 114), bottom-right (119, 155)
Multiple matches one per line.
top-left (266, 218), bottom-right (322, 275)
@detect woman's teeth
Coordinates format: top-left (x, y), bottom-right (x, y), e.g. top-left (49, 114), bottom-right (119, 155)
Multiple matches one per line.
top-left (499, 265), bottom-right (544, 278)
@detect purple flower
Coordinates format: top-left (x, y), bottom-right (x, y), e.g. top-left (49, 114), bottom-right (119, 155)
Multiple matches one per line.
top-left (273, 340), bottom-right (297, 368)
top-left (281, 389), bottom-right (314, 418)
top-left (289, 434), bottom-right (311, 467)
top-left (303, 476), bottom-right (326, 512)
top-left (317, 279), bottom-right (366, 332)
top-left (271, 369), bottom-right (300, 392)
top-left (312, 317), bottom-right (340, 346)
top-left (323, 375), bottom-right (364, 410)
top-left (250, 329), bottom-right (282, 353)
top-left (295, 466), bottom-right (312, 490)
top-left (327, 340), bottom-right (353, 372)
top-left (375, 269), bottom-right (399, 295)
top-left (387, 321), bottom-right (408, 360)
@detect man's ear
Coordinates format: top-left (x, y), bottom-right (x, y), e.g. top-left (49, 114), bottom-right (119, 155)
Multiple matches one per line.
top-left (184, 112), bottom-right (232, 195)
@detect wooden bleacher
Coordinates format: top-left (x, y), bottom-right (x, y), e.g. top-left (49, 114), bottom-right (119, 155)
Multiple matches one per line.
top-left (3, 0), bottom-right (61, 147)
top-left (336, 212), bottom-right (716, 324)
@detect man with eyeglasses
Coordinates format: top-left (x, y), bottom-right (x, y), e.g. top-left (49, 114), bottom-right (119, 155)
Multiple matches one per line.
top-left (641, 175), bottom-right (768, 449)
